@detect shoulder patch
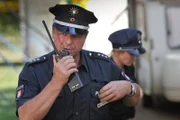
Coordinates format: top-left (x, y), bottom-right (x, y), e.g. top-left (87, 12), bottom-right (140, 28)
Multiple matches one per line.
top-left (26, 56), bottom-right (47, 66)
top-left (88, 51), bottom-right (109, 61)
top-left (16, 84), bottom-right (24, 100)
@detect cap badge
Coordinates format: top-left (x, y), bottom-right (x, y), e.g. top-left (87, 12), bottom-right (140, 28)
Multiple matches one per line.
top-left (69, 7), bottom-right (79, 16)
top-left (70, 17), bottom-right (75, 22)
top-left (137, 33), bottom-right (141, 41)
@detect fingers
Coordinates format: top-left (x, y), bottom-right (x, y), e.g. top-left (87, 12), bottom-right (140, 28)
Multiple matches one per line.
top-left (99, 84), bottom-right (115, 102)
top-left (99, 92), bottom-right (114, 102)
top-left (52, 54), bottom-right (78, 85)
top-left (99, 82), bottom-right (112, 95)
top-left (61, 56), bottom-right (78, 73)
top-left (68, 68), bottom-right (78, 74)
top-left (99, 81), bottom-right (127, 102)
top-left (66, 62), bottom-right (77, 70)
top-left (53, 55), bottom-right (57, 65)
top-left (108, 96), bottom-right (118, 102)
top-left (54, 55), bottom-right (76, 67)
top-left (60, 56), bottom-right (75, 66)
top-left (53, 54), bottom-right (78, 74)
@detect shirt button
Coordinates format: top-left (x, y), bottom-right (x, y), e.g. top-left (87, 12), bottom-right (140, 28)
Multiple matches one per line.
top-left (75, 92), bottom-right (79, 96)
top-left (75, 112), bottom-right (79, 115)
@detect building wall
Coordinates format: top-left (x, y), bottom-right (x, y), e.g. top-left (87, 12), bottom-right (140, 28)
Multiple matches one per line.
top-left (86, 0), bottom-right (128, 54)
top-left (19, 0), bottom-right (60, 58)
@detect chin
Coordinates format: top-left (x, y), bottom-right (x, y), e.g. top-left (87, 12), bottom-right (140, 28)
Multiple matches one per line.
top-left (126, 63), bottom-right (133, 66)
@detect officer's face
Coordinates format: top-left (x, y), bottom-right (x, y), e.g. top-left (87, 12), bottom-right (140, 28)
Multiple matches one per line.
top-left (118, 51), bottom-right (137, 66)
top-left (52, 28), bottom-right (87, 57)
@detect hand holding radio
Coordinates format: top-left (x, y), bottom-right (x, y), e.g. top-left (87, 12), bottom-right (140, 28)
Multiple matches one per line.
top-left (52, 53), bottom-right (78, 86)
top-left (42, 20), bottom-right (84, 92)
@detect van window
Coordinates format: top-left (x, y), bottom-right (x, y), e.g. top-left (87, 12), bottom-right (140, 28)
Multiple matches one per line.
top-left (166, 6), bottom-right (180, 49)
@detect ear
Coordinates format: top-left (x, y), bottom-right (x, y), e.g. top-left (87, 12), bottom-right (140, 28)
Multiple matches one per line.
top-left (52, 27), bottom-right (56, 40)
top-left (113, 50), bottom-right (120, 57)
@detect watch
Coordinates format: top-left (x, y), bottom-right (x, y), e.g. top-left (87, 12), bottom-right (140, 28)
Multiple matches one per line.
top-left (127, 82), bottom-right (136, 97)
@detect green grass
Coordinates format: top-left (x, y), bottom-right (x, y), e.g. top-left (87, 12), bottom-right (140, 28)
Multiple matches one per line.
top-left (0, 65), bottom-right (23, 120)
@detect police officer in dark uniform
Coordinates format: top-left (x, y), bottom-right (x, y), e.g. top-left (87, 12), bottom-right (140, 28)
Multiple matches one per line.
top-left (15, 4), bottom-right (141, 120)
top-left (108, 28), bottom-right (146, 120)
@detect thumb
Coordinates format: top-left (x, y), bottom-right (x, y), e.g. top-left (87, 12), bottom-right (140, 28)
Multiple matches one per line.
top-left (52, 54), bottom-right (57, 66)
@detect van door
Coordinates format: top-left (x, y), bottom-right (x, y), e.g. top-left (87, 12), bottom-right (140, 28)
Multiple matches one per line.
top-left (162, 5), bottom-right (180, 102)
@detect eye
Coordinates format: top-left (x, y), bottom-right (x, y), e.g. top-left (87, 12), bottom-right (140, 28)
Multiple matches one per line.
top-left (130, 53), bottom-right (134, 56)
top-left (128, 52), bottom-right (134, 56)
top-left (71, 35), bottom-right (84, 39)
top-left (63, 33), bottom-right (67, 36)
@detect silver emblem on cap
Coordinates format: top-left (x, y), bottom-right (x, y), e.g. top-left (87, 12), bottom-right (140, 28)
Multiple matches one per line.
top-left (137, 33), bottom-right (141, 41)
top-left (69, 7), bottom-right (79, 16)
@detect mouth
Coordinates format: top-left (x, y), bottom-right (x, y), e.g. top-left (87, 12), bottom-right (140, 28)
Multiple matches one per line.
top-left (64, 48), bottom-right (71, 52)
top-left (63, 48), bottom-right (74, 55)
top-left (58, 50), bottom-right (69, 55)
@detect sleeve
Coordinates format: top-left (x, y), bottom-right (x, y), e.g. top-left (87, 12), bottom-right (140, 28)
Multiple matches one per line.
top-left (15, 65), bottom-right (40, 116)
top-left (110, 61), bottom-right (124, 80)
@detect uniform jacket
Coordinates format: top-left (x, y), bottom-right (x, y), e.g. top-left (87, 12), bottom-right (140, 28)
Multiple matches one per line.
top-left (16, 50), bottom-right (131, 120)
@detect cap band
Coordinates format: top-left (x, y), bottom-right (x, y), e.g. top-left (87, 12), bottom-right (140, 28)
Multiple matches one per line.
top-left (114, 48), bottom-right (140, 55)
top-left (53, 23), bottom-right (88, 35)
top-left (53, 19), bottom-right (89, 30)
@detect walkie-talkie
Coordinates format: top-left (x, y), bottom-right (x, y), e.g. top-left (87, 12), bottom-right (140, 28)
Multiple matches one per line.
top-left (42, 20), bottom-right (84, 92)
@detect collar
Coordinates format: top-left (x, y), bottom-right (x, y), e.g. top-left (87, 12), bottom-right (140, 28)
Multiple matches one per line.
top-left (79, 50), bottom-right (89, 72)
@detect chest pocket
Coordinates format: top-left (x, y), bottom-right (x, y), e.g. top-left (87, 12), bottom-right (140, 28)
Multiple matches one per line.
top-left (90, 76), bottom-right (108, 99)
top-left (90, 75), bottom-right (111, 120)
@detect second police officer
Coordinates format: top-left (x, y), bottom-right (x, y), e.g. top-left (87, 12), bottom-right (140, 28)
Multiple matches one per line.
top-left (108, 28), bottom-right (146, 120)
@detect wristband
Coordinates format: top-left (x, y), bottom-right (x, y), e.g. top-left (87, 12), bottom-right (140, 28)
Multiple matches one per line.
top-left (127, 82), bottom-right (136, 97)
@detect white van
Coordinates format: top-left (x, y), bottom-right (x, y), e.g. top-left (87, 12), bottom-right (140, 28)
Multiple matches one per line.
top-left (128, 0), bottom-right (180, 106)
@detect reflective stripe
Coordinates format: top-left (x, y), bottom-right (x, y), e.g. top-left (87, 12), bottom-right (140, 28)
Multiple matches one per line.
top-left (53, 19), bottom-right (89, 30)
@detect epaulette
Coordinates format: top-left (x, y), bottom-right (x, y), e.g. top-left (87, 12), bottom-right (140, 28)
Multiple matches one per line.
top-left (26, 55), bottom-right (47, 66)
top-left (88, 51), bottom-right (110, 61)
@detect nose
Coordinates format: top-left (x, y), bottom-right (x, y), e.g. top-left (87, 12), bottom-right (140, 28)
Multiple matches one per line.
top-left (66, 34), bottom-right (73, 44)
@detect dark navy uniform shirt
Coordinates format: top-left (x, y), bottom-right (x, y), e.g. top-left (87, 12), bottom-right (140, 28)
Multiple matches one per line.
top-left (16, 50), bottom-right (130, 120)
top-left (110, 57), bottom-right (136, 120)
top-left (124, 65), bottom-right (136, 83)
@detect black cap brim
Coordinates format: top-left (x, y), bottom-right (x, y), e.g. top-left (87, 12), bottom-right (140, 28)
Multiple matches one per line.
top-left (138, 47), bottom-right (146, 54)
top-left (127, 49), bottom-right (140, 55)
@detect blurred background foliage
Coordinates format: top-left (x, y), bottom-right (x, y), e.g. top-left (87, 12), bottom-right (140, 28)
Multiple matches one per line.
top-left (0, 13), bottom-right (20, 46)
top-left (59, 0), bottom-right (89, 8)
top-left (0, 0), bottom-right (21, 120)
